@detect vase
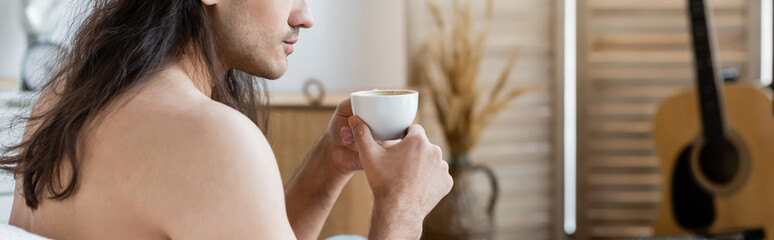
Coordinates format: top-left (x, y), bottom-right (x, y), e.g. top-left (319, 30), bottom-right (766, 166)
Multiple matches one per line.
top-left (422, 153), bottom-right (500, 240)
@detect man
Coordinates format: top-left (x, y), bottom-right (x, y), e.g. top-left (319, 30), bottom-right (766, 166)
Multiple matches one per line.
top-left (1, 0), bottom-right (453, 239)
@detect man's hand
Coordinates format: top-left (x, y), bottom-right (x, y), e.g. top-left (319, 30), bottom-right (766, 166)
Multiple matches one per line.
top-left (316, 98), bottom-right (400, 174)
top-left (315, 98), bottom-right (362, 174)
top-left (347, 116), bottom-right (454, 239)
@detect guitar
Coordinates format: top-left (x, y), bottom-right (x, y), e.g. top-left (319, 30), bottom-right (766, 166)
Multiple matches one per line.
top-left (652, 0), bottom-right (774, 238)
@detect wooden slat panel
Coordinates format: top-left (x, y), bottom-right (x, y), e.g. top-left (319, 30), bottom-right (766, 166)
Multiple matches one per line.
top-left (497, 193), bottom-right (554, 214)
top-left (588, 190), bottom-right (662, 204)
top-left (588, 209), bottom-right (657, 221)
top-left (587, 0), bottom-right (745, 10)
top-left (589, 66), bottom-right (694, 82)
top-left (588, 156), bottom-right (660, 168)
top-left (587, 103), bottom-right (659, 117)
top-left (591, 85), bottom-right (688, 100)
top-left (589, 51), bottom-right (747, 64)
top-left (473, 141), bottom-right (552, 160)
top-left (593, 33), bottom-right (746, 51)
top-left (590, 15), bottom-right (745, 33)
top-left (496, 229), bottom-right (551, 240)
top-left (590, 226), bottom-right (654, 238)
top-left (409, 0), bottom-right (560, 239)
top-left (473, 151), bottom-right (551, 162)
top-left (587, 120), bottom-right (652, 134)
top-left (497, 210), bottom-right (552, 230)
top-left (577, 0), bottom-right (753, 238)
top-left (588, 173), bottom-right (661, 186)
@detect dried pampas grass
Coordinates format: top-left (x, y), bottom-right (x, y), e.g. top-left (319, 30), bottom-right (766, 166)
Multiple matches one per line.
top-left (419, 0), bottom-right (533, 155)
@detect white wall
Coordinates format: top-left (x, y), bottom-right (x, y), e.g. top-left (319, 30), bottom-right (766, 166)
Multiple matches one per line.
top-left (0, 0), bottom-right (408, 94)
top-left (0, 0), bottom-right (26, 88)
top-left (271, 0), bottom-right (407, 94)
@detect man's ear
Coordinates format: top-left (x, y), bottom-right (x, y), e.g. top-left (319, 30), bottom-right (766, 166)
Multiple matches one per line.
top-left (201, 0), bottom-right (217, 6)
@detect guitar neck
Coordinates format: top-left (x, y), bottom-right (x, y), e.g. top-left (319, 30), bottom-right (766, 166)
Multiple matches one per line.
top-left (687, 0), bottom-right (728, 142)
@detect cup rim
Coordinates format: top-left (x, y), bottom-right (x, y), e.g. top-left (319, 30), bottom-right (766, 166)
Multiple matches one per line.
top-left (350, 89), bottom-right (418, 97)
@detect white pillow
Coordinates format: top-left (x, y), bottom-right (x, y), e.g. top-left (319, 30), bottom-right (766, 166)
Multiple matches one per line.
top-left (0, 224), bottom-right (49, 240)
top-left (326, 235), bottom-right (366, 240)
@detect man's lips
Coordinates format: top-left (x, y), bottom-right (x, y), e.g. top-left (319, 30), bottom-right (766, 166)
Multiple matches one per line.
top-left (283, 39), bottom-right (297, 54)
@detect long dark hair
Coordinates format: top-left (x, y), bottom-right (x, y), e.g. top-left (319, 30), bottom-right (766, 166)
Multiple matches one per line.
top-left (1, 0), bottom-right (269, 209)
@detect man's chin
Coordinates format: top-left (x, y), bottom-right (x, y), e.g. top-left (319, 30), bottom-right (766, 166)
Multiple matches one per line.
top-left (266, 61), bottom-right (289, 80)
top-left (262, 68), bottom-right (287, 80)
top-left (263, 75), bottom-right (284, 80)
top-left (241, 62), bottom-right (287, 80)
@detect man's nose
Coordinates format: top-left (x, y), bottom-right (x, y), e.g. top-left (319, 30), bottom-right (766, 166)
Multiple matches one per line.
top-left (289, 0), bottom-right (314, 29)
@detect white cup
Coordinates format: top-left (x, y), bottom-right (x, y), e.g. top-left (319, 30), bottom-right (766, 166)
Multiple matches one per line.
top-left (350, 90), bottom-right (419, 141)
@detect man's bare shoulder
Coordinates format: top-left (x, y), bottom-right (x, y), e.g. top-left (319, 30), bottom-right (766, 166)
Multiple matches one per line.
top-left (95, 80), bottom-right (275, 181)
top-left (93, 71), bottom-right (269, 161)
top-left (81, 75), bottom-right (291, 239)
top-left (85, 71), bottom-right (280, 186)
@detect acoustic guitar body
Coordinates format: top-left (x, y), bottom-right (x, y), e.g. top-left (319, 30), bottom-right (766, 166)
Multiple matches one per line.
top-left (653, 84), bottom-right (774, 237)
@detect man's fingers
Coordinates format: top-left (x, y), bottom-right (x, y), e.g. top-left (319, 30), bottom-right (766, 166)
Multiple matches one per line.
top-left (404, 124), bottom-right (429, 141)
top-left (340, 126), bottom-right (356, 150)
top-left (334, 98), bottom-right (353, 118)
top-left (377, 139), bottom-right (401, 148)
top-left (348, 116), bottom-right (381, 154)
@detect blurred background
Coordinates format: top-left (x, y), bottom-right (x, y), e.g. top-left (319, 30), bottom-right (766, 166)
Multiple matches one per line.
top-left (0, 0), bottom-right (772, 239)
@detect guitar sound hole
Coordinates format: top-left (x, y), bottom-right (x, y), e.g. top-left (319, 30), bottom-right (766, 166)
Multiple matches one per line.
top-left (673, 146), bottom-right (715, 231)
top-left (698, 139), bottom-right (740, 185)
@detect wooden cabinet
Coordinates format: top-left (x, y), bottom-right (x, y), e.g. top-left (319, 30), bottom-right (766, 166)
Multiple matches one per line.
top-left (267, 104), bottom-right (373, 238)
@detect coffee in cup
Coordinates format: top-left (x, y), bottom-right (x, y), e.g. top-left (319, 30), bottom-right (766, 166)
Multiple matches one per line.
top-left (350, 90), bottom-right (418, 141)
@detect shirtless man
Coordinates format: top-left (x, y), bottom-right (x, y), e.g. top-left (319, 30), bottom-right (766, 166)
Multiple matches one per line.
top-left (1, 0), bottom-right (452, 239)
